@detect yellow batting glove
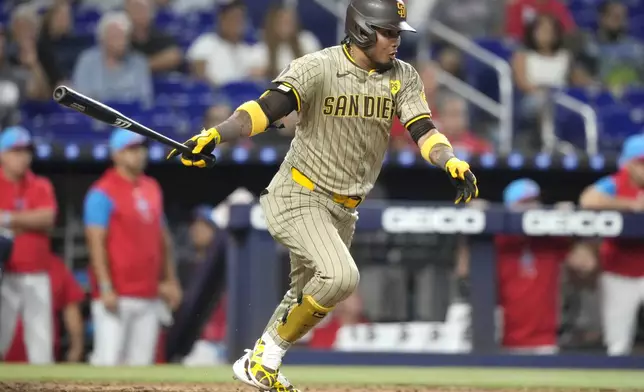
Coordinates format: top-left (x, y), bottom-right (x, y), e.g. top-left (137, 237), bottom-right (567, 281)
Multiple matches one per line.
top-left (166, 128), bottom-right (221, 168)
top-left (445, 157), bottom-right (479, 204)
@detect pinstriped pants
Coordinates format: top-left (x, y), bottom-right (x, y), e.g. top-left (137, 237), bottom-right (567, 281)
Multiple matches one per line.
top-left (260, 164), bottom-right (360, 345)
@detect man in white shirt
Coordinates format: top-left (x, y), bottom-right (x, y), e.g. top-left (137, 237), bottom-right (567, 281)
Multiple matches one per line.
top-left (186, 0), bottom-right (265, 86)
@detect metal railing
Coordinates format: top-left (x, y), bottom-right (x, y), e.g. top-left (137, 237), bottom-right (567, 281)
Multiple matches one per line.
top-left (543, 91), bottom-right (599, 156)
top-left (422, 21), bottom-right (514, 155)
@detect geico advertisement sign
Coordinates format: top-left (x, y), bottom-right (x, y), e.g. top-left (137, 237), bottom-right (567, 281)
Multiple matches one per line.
top-left (382, 207), bottom-right (486, 234)
top-left (522, 210), bottom-right (623, 237)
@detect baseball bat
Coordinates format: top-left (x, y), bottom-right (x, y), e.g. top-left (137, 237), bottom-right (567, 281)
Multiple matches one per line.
top-left (52, 85), bottom-right (216, 167)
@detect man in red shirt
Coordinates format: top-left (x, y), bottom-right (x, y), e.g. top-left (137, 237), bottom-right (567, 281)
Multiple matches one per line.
top-left (4, 252), bottom-right (85, 362)
top-left (84, 128), bottom-right (181, 366)
top-left (506, 0), bottom-right (576, 40)
top-left (0, 126), bottom-right (58, 364)
top-left (580, 134), bottom-right (644, 355)
top-left (497, 178), bottom-right (589, 353)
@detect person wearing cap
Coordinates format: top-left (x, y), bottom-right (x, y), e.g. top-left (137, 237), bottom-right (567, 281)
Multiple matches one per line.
top-left (83, 128), bottom-right (181, 366)
top-left (0, 126), bottom-right (58, 364)
top-left (580, 134), bottom-right (644, 355)
top-left (496, 178), bottom-right (591, 354)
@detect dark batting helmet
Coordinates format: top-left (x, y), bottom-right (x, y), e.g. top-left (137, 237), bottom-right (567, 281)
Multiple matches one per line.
top-left (345, 0), bottom-right (416, 48)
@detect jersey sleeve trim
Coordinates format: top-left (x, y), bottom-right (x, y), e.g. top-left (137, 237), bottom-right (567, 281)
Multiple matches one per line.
top-left (280, 82), bottom-right (301, 112)
top-left (404, 114), bottom-right (432, 129)
top-left (594, 176), bottom-right (617, 196)
top-left (83, 188), bottom-right (114, 228)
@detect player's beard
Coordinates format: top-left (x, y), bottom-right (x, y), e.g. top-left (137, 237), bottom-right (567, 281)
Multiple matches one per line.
top-left (365, 48), bottom-right (394, 73)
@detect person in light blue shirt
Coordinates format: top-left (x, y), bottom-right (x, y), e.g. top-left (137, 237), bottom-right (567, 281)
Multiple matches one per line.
top-left (72, 12), bottom-right (152, 107)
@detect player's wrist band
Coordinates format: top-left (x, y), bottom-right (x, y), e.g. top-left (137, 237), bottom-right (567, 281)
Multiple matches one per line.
top-left (420, 132), bottom-right (452, 163)
top-left (236, 101), bottom-right (269, 136)
top-left (100, 282), bottom-right (113, 293)
top-left (1, 212), bottom-right (12, 227)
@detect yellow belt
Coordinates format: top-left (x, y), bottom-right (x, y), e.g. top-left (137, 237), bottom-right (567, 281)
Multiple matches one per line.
top-left (291, 167), bottom-right (363, 209)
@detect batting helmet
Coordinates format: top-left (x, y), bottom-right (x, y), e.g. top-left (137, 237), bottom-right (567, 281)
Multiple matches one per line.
top-left (345, 0), bottom-right (416, 48)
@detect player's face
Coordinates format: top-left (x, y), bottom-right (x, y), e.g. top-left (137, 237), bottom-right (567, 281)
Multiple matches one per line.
top-left (368, 28), bottom-right (401, 70)
top-left (115, 144), bottom-right (148, 175)
top-left (0, 148), bottom-right (33, 178)
top-left (190, 219), bottom-right (215, 249)
top-left (627, 159), bottom-right (644, 187)
top-left (509, 197), bottom-right (541, 211)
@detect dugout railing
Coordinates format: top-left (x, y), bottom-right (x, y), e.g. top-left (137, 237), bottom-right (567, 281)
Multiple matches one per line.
top-left (225, 201), bottom-right (644, 369)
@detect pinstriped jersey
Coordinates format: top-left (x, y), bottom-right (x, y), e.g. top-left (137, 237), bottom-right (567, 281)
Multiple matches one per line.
top-left (273, 44), bottom-right (431, 197)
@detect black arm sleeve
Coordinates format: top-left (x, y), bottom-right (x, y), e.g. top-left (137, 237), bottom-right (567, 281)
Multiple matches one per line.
top-left (256, 84), bottom-right (299, 124)
top-left (407, 117), bottom-right (437, 144)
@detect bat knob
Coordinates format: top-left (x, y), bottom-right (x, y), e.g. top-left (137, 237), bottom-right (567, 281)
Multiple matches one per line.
top-left (52, 86), bottom-right (69, 102)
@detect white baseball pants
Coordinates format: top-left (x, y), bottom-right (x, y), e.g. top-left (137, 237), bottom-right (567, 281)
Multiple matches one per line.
top-left (90, 297), bottom-right (160, 366)
top-left (601, 272), bottom-right (644, 356)
top-left (0, 273), bottom-right (54, 363)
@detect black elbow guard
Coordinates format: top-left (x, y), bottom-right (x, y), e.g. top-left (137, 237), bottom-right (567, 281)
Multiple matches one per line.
top-left (407, 117), bottom-right (437, 144)
top-left (256, 84), bottom-right (299, 124)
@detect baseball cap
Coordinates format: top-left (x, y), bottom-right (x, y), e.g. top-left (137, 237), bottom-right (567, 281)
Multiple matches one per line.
top-left (503, 178), bottom-right (541, 206)
top-left (0, 126), bottom-right (33, 153)
top-left (109, 128), bottom-right (147, 153)
top-left (618, 134), bottom-right (644, 167)
top-left (193, 205), bottom-right (217, 229)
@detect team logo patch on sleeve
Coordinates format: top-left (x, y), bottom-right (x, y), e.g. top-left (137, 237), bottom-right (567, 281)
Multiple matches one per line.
top-left (390, 80), bottom-right (401, 96)
top-left (278, 84), bottom-right (292, 93)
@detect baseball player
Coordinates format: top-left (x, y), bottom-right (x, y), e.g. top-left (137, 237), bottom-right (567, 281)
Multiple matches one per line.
top-left (85, 128), bottom-right (182, 366)
top-left (5, 252), bottom-right (85, 363)
top-left (0, 126), bottom-right (58, 364)
top-left (579, 134), bottom-right (644, 356)
top-left (168, 0), bottom-right (479, 390)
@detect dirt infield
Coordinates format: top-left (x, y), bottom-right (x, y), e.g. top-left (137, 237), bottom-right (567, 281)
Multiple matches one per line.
top-left (0, 382), bottom-right (629, 392)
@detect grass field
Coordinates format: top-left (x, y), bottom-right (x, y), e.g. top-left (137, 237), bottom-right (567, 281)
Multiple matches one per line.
top-left (1, 364), bottom-right (643, 391)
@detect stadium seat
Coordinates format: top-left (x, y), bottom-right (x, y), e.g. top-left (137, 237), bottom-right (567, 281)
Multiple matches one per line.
top-left (600, 107), bottom-right (644, 143)
top-left (624, 87), bottom-right (644, 106)
top-left (218, 81), bottom-right (268, 108)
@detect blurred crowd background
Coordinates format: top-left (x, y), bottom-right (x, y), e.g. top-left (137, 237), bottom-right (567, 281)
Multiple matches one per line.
top-left (1, 0), bottom-right (644, 367)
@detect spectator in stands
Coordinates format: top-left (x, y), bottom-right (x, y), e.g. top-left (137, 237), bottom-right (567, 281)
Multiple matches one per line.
top-left (125, 0), bottom-right (183, 73)
top-left (0, 28), bottom-right (32, 129)
top-left (38, 0), bottom-right (92, 83)
top-left (579, 134), bottom-right (644, 356)
top-left (505, 0), bottom-right (576, 41)
top-left (186, 0), bottom-right (265, 86)
top-left (84, 128), bottom-right (181, 366)
top-left (258, 4), bottom-right (321, 79)
top-left (431, 0), bottom-right (504, 38)
top-left (5, 5), bottom-right (52, 100)
top-left (4, 252), bottom-right (85, 363)
top-left (435, 93), bottom-right (493, 155)
top-left (512, 14), bottom-right (570, 146)
top-left (582, 0), bottom-right (644, 93)
top-left (203, 103), bottom-right (233, 130)
top-left (72, 12), bottom-right (153, 106)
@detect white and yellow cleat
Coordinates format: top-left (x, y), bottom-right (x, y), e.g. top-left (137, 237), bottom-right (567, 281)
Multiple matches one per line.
top-left (232, 347), bottom-right (299, 392)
